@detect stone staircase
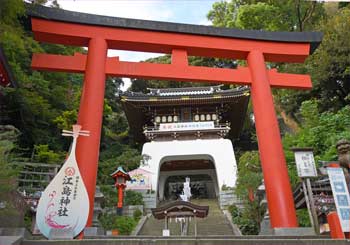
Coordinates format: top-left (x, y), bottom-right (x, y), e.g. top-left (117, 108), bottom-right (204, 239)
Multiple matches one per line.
top-left (138, 199), bottom-right (236, 236)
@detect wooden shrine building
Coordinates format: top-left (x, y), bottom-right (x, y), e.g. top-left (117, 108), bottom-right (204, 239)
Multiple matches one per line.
top-left (120, 85), bottom-right (249, 203)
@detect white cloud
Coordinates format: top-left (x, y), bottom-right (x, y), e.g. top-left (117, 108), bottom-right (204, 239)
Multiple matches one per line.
top-left (58, 0), bottom-right (174, 21)
top-left (198, 19), bottom-right (212, 26)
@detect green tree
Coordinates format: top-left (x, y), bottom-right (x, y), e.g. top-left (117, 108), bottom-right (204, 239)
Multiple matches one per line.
top-left (207, 0), bottom-right (325, 31)
top-left (283, 100), bottom-right (350, 187)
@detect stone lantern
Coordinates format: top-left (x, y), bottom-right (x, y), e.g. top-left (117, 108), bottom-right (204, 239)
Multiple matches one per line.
top-left (111, 166), bottom-right (131, 215)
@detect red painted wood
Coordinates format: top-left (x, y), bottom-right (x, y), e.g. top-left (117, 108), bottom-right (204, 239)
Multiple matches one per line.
top-left (328, 212), bottom-right (345, 239)
top-left (117, 186), bottom-right (124, 209)
top-left (0, 62), bottom-right (10, 87)
top-left (31, 53), bottom-right (312, 89)
top-left (328, 163), bottom-right (340, 168)
top-left (75, 38), bottom-right (107, 227)
top-left (171, 49), bottom-right (188, 66)
top-left (31, 18), bottom-right (310, 63)
top-left (247, 50), bottom-right (298, 227)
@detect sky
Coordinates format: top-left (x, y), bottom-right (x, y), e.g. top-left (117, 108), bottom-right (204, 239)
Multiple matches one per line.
top-left (56, 0), bottom-right (217, 89)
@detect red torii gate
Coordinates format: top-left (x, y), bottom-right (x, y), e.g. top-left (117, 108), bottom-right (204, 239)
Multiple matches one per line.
top-left (29, 5), bottom-right (322, 229)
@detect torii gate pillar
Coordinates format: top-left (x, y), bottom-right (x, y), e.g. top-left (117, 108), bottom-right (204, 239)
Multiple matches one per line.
top-left (76, 38), bottom-right (107, 226)
top-left (248, 50), bottom-right (297, 227)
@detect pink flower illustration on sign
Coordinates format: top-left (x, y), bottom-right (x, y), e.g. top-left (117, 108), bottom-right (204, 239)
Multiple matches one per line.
top-left (44, 191), bottom-right (69, 229)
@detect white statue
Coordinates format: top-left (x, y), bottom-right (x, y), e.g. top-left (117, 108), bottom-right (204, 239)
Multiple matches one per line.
top-left (180, 177), bottom-right (191, 202)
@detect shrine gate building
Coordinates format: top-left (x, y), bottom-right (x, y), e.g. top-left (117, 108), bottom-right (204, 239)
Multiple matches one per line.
top-left (120, 86), bottom-right (250, 202)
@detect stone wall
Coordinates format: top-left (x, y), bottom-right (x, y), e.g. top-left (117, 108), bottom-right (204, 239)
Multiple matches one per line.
top-left (219, 190), bottom-right (243, 209)
top-left (142, 193), bottom-right (157, 212)
top-left (122, 205), bottom-right (143, 217)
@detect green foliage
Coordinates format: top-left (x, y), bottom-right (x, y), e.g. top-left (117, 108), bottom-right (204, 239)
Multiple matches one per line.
top-left (129, 55), bottom-right (224, 92)
top-left (232, 150), bottom-right (263, 234)
top-left (0, 0), bottom-right (25, 25)
top-left (100, 186), bottom-right (143, 209)
top-left (99, 214), bottom-right (137, 235)
top-left (207, 0), bottom-right (325, 31)
top-left (0, 126), bottom-right (20, 196)
top-left (53, 110), bottom-right (78, 131)
top-left (229, 204), bottom-right (260, 235)
top-left (33, 144), bottom-right (63, 164)
top-left (98, 147), bottom-right (141, 185)
top-left (133, 209), bottom-right (142, 221)
top-left (124, 190), bottom-right (144, 206)
top-left (296, 209), bottom-right (311, 227)
top-left (100, 185), bottom-right (117, 208)
top-left (283, 101), bottom-right (350, 187)
top-left (236, 3), bottom-right (286, 31)
top-left (276, 7), bottom-right (350, 115)
top-left (235, 151), bottom-right (262, 198)
top-left (207, 1), bottom-right (237, 28)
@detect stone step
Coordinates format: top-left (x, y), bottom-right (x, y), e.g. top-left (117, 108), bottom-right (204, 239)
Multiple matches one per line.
top-left (21, 236), bottom-right (345, 245)
top-left (139, 199), bottom-right (235, 236)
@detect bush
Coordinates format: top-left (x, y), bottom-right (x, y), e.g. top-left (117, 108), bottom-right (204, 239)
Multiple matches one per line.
top-left (100, 187), bottom-right (144, 209)
top-left (228, 204), bottom-right (260, 235)
top-left (99, 213), bottom-right (137, 235)
top-left (124, 190), bottom-right (144, 206)
top-left (33, 144), bottom-right (63, 164)
top-left (133, 209), bottom-right (142, 221)
top-left (296, 209), bottom-right (311, 227)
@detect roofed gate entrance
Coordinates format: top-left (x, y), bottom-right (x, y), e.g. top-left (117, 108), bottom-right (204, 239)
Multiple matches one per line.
top-left (28, 5), bottom-right (322, 229)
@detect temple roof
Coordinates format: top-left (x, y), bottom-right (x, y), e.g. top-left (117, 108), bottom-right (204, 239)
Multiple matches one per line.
top-left (148, 85), bottom-right (223, 96)
top-left (111, 166), bottom-right (131, 180)
top-left (151, 201), bottom-right (209, 219)
top-left (120, 86), bottom-right (250, 103)
top-left (120, 86), bottom-right (250, 143)
top-left (27, 4), bottom-right (322, 54)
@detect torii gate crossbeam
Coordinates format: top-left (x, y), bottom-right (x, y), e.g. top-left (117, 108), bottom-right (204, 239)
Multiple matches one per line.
top-left (28, 5), bottom-right (322, 229)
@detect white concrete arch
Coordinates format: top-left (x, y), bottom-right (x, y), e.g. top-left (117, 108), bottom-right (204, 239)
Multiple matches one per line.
top-left (139, 138), bottom-right (237, 200)
top-left (158, 155), bottom-right (219, 201)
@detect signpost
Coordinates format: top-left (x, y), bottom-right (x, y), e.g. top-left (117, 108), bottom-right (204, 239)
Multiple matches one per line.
top-left (292, 148), bottom-right (319, 233)
top-left (327, 167), bottom-right (350, 232)
top-left (36, 125), bottom-right (90, 239)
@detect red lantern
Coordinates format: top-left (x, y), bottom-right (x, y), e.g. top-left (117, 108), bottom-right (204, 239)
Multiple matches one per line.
top-left (111, 166), bottom-right (131, 215)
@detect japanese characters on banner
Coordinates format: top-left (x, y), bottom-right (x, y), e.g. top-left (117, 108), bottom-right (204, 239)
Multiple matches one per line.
top-left (36, 125), bottom-right (90, 239)
top-left (327, 167), bottom-right (350, 232)
top-left (294, 151), bottom-right (318, 177)
top-left (159, 121), bottom-right (214, 132)
top-left (126, 168), bottom-right (153, 190)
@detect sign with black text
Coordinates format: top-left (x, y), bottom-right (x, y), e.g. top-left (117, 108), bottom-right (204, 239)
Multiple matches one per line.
top-left (294, 151), bottom-right (318, 177)
top-left (159, 121), bottom-right (214, 131)
top-left (36, 125), bottom-right (90, 239)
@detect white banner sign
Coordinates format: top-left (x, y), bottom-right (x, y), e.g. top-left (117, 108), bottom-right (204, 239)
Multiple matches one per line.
top-left (294, 151), bottom-right (318, 177)
top-left (327, 167), bottom-right (350, 232)
top-left (36, 125), bottom-right (90, 239)
top-left (159, 121), bottom-right (214, 132)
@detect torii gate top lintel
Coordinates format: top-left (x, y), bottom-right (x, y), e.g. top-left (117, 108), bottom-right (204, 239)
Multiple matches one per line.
top-left (29, 4), bottom-right (323, 229)
top-left (28, 4), bottom-right (322, 62)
